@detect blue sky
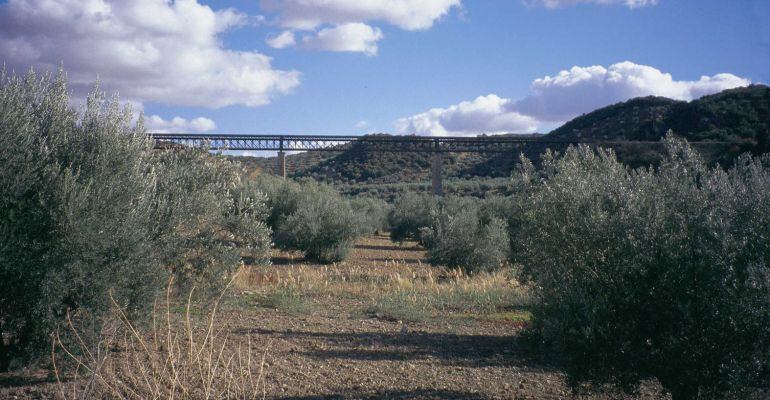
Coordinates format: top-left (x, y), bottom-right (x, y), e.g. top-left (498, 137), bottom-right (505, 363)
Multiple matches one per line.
top-left (1, 0), bottom-right (768, 136)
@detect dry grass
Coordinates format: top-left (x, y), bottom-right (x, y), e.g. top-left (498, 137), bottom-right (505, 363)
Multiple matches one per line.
top-left (1, 235), bottom-right (672, 400)
top-left (234, 234), bottom-right (530, 322)
top-left (52, 280), bottom-right (269, 400)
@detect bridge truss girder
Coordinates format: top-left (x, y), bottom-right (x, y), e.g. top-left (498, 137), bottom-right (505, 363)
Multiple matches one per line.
top-left (147, 134), bottom-right (564, 153)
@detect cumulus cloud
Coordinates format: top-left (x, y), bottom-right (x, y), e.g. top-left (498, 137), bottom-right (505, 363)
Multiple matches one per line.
top-left (395, 94), bottom-right (539, 137)
top-left (145, 115), bottom-right (217, 133)
top-left (302, 23), bottom-right (383, 56)
top-left (266, 30), bottom-right (296, 48)
top-left (528, 0), bottom-right (658, 8)
top-left (0, 0), bottom-right (301, 108)
top-left (396, 61), bottom-right (751, 136)
top-left (516, 61), bottom-right (751, 122)
top-left (260, 0), bottom-right (458, 54)
top-left (261, 0), bottom-right (460, 31)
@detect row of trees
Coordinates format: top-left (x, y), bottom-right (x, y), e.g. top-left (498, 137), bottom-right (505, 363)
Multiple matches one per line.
top-left (165, 134), bottom-right (770, 399)
top-left (386, 135), bottom-right (770, 399)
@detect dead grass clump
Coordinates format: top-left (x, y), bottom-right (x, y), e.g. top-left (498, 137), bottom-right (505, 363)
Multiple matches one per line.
top-left (254, 287), bottom-right (318, 315)
top-left (236, 257), bottom-right (529, 321)
top-left (53, 281), bottom-right (269, 399)
top-left (364, 269), bottom-right (530, 321)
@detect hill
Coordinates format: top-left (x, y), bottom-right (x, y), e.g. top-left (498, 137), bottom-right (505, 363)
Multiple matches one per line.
top-left (548, 85), bottom-right (770, 165)
top-left (550, 85), bottom-right (770, 143)
top-left (241, 85), bottom-right (770, 184)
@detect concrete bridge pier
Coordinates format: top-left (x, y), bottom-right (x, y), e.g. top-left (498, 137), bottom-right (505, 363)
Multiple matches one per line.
top-left (276, 150), bottom-right (286, 179)
top-left (431, 152), bottom-right (443, 196)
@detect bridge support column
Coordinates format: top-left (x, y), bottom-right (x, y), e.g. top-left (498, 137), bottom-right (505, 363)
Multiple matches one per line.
top-left (276, 151), bottom-right (286, 179)
top-left (431, 152), bottom-right (443, 196)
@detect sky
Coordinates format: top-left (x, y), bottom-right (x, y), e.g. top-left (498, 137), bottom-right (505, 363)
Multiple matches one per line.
top-left (0, 0), bottom-right (768, 138)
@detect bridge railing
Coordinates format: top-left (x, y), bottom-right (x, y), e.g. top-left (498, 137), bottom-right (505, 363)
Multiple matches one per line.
top-left (147, 133), bottom-right (741, 195)
top-left (147, 133), bottom-right (588, 153)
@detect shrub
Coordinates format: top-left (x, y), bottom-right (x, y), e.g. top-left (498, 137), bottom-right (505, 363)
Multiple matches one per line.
top-left (388, 192), bottom-right (434, 243)
top-left (478, 195), bottom-right (514, 224)
top-left (0, 70), bottom-right (165, 370)
top-left (249, 177), bottom-right (363, 263)
top-left (248, 174), bottom-right (302, 229)
top-left (516, 136), bottom-right (770, 399)
top-left (274, 183), bottom-right (361, 263)
top-left (350, 196), bottom-right (391, 235)
top-left (0, 69), bottom-right (271, 371)
top-left (419, 198), bottom-right (510, 273)
top-left (152, 148), bottom-right (272, 292)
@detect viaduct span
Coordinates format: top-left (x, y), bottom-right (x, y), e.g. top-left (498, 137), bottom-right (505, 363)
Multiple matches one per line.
top-left (146, 133), bottom-right (693, 195)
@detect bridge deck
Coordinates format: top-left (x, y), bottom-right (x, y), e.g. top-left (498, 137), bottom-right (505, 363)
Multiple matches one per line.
top-left (147, 133), bottom-right (730, 153)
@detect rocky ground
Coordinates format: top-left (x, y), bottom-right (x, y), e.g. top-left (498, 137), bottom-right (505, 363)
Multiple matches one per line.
top-left (1, 235), bottom-right (670, 399)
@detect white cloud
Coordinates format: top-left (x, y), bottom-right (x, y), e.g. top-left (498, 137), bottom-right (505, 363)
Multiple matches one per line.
top-left (395, 94), bottom-right (539, 136)
top-left (0, 0), bottom-right (301, 108)
top-left (260, 0), bottom-right (458, 55)
top-left (145, 115), bottom-right (216, 133)
top-left (266, 30), bottom-right (296, 48)
top-left (261, 0), bottom-right (460, 31)
top-left (396, 62), bottom-right (751, 136)
top-left (516, 61), bottom-right (751, 122)
top-left (355, 120), bottom-right (370, 129)
top-left (302, 23), bottom-right (383, 56)
top-left (529, 0), bottom-right (658, 8)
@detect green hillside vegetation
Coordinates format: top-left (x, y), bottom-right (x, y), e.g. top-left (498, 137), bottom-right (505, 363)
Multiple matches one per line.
top-left (239, 139), bottom-right (525, 184)
top-left (293, 134), bottom-right (548, 184)
top-left (549, 85), bottom-right (770, 165)
top-left (551, 85), bottom-right (770, 143)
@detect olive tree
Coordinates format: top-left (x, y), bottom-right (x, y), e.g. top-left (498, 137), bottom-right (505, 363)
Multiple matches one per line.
top-left (515, 136), bottom-right (770, 399)
top-left (0, 69), bottom-right (271, 370)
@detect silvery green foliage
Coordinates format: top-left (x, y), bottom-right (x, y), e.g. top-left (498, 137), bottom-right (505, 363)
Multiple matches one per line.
top-left (276, 186), bottom-right (360, 263)
top-left (250, 175), bottom-right (363, 263)
top-left (0, 69), bottom-right (271, 370)
top-left (387, 192), bottom-right (435, 243)
top-left (249, 174), bottom-right (303, 230)
top-left (0, 69), bottom-right (161, 369)
top-left (419, 196), bottom-right (510, 274)
top-left (151, 148), bottom-right (271, 292)
top-left (516, 135), bottom-right (770, 399)
top-left (349, 196), bottom-right (391, 235)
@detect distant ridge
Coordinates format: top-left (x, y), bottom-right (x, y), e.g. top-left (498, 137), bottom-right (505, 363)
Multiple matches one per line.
top-left (550, 85), bottom-right (769, 144)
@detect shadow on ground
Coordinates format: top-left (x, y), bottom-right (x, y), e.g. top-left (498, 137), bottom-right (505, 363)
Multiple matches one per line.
top-left (368, 258), bottom-right (424, 264)
top-left (239, 327), bottom-right (555, 371)
top-left (0, 372), bottom-right (57, 388)
top-left (354, 243), bottom-right (423, 252)
top-left (274, 388), bottom-right (493, 400)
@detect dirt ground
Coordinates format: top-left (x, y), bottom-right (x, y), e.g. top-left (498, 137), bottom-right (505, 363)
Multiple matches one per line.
top-left (1, 235), bottom-right (670, 399)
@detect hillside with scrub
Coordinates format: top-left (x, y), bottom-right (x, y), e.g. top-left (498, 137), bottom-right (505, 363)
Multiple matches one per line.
top-left (242, 85), bottom-right (770, 188)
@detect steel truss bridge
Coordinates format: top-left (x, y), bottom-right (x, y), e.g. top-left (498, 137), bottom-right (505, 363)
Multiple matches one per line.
top-left (147, 133), bottom-right (578, 153)
top-left (147, 133), bottom-right (735, 195)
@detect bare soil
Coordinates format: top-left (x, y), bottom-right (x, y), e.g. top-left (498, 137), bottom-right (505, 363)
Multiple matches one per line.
top-left (1, 235), bottom-right (669, 399)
